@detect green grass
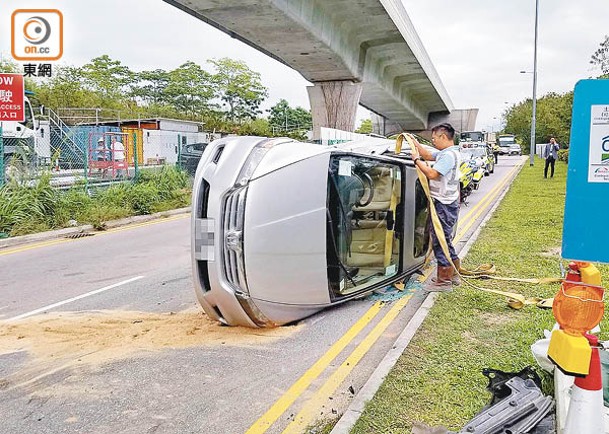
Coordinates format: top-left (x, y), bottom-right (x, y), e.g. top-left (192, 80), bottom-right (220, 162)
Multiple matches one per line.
top-left (0, 166), bottom-right (191, 236)
top-left (350, 157), bottom-right (609, 433)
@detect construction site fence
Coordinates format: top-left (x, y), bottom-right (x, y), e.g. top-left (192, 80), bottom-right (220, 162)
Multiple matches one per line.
top-left (1, 122), bottom-right (216, 189)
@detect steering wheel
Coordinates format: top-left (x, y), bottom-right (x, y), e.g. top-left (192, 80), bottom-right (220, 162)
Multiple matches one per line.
top-left (356, 172), bottom-right (375, 207)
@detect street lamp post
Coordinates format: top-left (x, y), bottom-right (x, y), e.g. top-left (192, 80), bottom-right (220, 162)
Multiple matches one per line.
top-left (530, 0), bottom-right (539, 166)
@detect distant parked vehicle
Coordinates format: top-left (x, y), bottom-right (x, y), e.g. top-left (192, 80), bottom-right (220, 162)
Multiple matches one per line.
top-left (2, 93), bottom-right (41, 178)
top-left (509, 144), bottom-right (522, 156)
top-left (180, 143), bottom-right (208, 175)
top-left (497, 134), bottom-right (517, 155)
top-left (459, 130), bottom-right (485, 143)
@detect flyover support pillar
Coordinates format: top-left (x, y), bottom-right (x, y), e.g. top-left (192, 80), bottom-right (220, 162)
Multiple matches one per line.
top-left (371, 113), bottom-right (403, 137)
top-left (307, 81), bottom-right (362, 141)
top-left (371, 113), bottom-right (386, 136)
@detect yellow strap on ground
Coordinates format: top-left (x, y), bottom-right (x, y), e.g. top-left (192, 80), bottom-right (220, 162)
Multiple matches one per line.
top-left (458, 263), bottom-right (562, 284)
top-left (395, 133), bottom-right (556, 309)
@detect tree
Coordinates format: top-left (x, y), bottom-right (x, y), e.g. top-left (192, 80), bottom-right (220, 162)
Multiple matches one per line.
top-left (268, 99), bottom-right (312, 134)
top-left (1, 54), bottom-right (298, 133)
top-left (35, 65), bottom-right (102, 110)
top-left (504, 91), bottom-right (573, 149)
top-left (164, 61), bottom-right (215, 117)
top-left (80, 55), bottom-right (135, 99)
top-left (0, 58), bottom-right (20, 73)
top-left (355, 118), bottom-right (372, 134)
top-left (590, 35), bottom-right (609, 77)
top-left (132, 69), bottom-right (170, 105)
top-left (209, 58), bottom-right (268, 122)
top-left (236, 118), bottom-right (272, 136)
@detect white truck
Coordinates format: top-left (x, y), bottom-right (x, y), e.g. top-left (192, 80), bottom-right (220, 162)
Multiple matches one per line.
top-left (484, 131), bottom-right (497, 146)
top-left (497, 134), bottom-right (518, 155)
top-left (1, 94), bottom-right (50, 176)
top-left (459, 131), bottom-right (485, 145)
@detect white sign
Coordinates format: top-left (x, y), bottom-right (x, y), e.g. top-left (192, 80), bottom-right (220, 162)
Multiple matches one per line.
top-left (588, 105), bottom-right (609, 183)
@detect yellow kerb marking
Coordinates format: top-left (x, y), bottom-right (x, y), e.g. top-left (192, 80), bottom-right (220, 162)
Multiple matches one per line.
top-left (245, 302), bottom-right (384, 434)
top-left (282, 295), bottom-right (412, 433)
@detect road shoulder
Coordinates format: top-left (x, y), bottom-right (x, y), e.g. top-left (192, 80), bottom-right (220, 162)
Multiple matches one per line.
top-left (0, 207), bottom-right (191, 251)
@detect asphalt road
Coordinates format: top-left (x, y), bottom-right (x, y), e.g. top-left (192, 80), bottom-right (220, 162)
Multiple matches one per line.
top-left (0, 155), bottom-right (524, 434)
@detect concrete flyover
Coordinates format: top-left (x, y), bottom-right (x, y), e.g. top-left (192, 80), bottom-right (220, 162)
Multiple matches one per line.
top-left (162, 0), bottom-right (477, 138)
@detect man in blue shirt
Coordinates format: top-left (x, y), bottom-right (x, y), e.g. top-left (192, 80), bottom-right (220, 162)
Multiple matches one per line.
top-left (411, 123), bottom-right (461, 291)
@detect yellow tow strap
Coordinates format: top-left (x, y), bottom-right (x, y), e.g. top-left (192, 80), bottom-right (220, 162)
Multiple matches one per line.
top-left (395, 133), bottom-right (557, 309)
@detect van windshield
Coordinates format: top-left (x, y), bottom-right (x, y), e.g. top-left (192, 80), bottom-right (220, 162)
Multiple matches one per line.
top-left (498, 137), bottom-right (515, 145)
top-left (326, 155), bottom-right (402, 298)
top-left (460, 132), bottom-right (484, 142)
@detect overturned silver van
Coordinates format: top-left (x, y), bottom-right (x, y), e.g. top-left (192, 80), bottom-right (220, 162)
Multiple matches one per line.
top-left (191, 136), bottom-right (430, 327)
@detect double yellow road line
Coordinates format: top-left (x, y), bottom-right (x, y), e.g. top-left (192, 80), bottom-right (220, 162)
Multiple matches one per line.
top-left (247, 162), bottom-right (523, 434)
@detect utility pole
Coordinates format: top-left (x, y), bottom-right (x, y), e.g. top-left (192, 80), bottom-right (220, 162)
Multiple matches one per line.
top-left (530, 0), bottom-right (539, 166)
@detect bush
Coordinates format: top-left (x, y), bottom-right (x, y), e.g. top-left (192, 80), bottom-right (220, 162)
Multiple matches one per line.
top-left (129, 183), bottom-right (161, 214)
top-left (0, 174), bottom-right (58, 235)
top-left (0, 166), bottom-right (192, 236)
top-left (558, 149), bottom-right (569, 163)
top-left (54, 188), bottom-right (94, 227)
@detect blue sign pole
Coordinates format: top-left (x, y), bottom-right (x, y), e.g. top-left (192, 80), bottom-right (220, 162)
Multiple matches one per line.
top-left (562, 79), bottom-right (609, 263)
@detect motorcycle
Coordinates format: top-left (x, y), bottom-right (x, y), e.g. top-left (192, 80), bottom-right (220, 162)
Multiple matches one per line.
top-left (459, 161), bottom-right (475, 202)
top-left (469, 158), bottom-right (485, 190)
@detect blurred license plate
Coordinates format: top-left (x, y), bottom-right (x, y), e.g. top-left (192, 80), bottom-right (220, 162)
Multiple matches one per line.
top-left (194, 218), bottom-right (215, 261)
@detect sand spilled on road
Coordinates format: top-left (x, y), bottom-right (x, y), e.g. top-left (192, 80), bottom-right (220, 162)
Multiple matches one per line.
top-left (0, 309), bottom-right (301, 368)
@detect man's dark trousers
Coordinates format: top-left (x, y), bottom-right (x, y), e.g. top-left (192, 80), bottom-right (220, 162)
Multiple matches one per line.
top-left (544, 157), bottom-right (556, 178)
top-left (430, 199), bottom-right (459, 266)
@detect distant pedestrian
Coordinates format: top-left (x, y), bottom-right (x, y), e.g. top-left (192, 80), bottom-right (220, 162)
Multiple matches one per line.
top-left (96, 137), bottom-right (106, 162)
top-left (543, 137), bottom-right (560, 178)
top-left (96, 137), bottom-right (108, 177)
top-left (111, 136), bottom-right (126, 178)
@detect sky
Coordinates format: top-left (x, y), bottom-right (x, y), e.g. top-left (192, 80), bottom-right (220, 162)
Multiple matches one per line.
top-left (1, 0), bottom-right (607, 132)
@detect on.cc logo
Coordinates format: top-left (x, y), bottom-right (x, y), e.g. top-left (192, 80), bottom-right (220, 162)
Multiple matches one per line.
top-left (23, 16), bottom-right (51, 45)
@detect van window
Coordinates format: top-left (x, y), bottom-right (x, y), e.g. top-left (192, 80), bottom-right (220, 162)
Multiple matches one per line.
top-left (326, 155), bottom-right (402, 298)
top-left (413, 179), bottom-right (430, 258)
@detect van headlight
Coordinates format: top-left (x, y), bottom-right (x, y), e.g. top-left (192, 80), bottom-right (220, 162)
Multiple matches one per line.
top-left (235, 138), bottom-right (293, 186)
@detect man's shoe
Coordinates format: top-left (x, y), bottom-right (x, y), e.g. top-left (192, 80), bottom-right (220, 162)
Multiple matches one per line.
top-left (424, 266), bottom-right (453, 292)
top-left (424, 279), bottom-right (453, 292)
